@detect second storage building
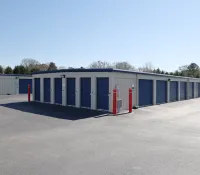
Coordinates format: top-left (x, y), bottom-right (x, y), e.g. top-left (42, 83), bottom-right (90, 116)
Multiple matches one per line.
top-left (0, 74), bottom-right (32, 95)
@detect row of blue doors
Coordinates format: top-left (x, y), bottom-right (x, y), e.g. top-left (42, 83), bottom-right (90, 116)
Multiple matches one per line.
top-left (139, 80), bottom-right (168, 106)
top-left (138, 80), bottom-right (189, 107)
top-left (34, 77), bottom-right (109, 110)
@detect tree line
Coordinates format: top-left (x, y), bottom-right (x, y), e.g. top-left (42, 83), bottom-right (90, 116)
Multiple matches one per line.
top-left (88, 61), bottom-right (200, 78)
top-left (0, 59), bottom-right (58, 74)
top-left (0, 59), bottom-right (200, 78)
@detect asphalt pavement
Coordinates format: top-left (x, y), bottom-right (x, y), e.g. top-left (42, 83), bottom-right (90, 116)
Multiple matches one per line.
top-left (0, 95), bottom-right (200, 175)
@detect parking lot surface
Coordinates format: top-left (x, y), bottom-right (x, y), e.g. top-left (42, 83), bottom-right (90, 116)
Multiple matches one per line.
top-left (1, 95), bottom-right (200, 175)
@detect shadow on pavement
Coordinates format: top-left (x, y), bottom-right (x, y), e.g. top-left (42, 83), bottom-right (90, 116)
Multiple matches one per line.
top-left (0, 102), bottom-right (110, 120)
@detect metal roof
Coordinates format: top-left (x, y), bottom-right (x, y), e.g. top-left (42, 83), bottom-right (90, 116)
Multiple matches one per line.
top-left (0, 74), bottom-right (32, 77)
top-left (31, 68), bottom-right (199, 80)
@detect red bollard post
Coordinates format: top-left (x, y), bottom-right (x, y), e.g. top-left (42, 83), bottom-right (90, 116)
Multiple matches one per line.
top-left (28, 84), bottom-right (30, 102)
top-left (129, 88), bottom-right (132, 113)
top-left (113, 89), bottom-right (117, 115)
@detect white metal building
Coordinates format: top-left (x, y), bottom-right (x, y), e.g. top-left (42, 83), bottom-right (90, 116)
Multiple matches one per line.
top-left (0, 74), bottom-right (32, 95)
top-left (32, 69), bottom-right (200, 113)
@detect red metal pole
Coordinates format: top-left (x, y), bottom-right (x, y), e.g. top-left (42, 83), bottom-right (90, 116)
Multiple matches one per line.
top-left (129, 88), bottom-right (132, 113)
top-left (113, 89), bottom-right (117, 115)
top-left (28, 84), bottom-right (30, 102)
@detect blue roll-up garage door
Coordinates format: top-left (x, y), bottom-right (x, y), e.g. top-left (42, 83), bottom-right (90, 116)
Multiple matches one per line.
top-left (195, 83), bottom-right (198, 98)
top-left (192, 82), bottom-right (194, 98)
top-left (44, 78), bottom-right (51, 103)
top-left (139, 79), bottom-right (153, 107)
top-left (156, 80), bottom-right (167, 104)
top-left (66, 78), bottom-right (76, 106)
top-left (54, 78), bottom-right (62, 104)
top-left (80, 78), bottom-right (91, 108)
top-left (19, 79), bottom-right (32, 94)
top-left (198, 83), bottom-right (200, 97)
top-left (34, 78), bottom-right (40, 101)
top-left (97, 77), bottom-right (109, 110)
top-left (180, 82), bottom-right (187, 100)
top-left (170, 81), bottom-right (178, 102)
top-left (188, 82), bottom-right (194, 99)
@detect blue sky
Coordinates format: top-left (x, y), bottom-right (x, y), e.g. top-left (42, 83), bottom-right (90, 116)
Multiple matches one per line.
top-left (0, 0), bottom-right (200, 71)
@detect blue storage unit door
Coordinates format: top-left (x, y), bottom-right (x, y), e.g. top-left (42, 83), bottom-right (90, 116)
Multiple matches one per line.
top-left (192, 82), bottom-right (194, 98)
top-left (44, 78), bottom-right (51, 103)
top-left (156, 80), bottom-right (167, 104)
top-left (195, 83), bottom-right (198, 98)
top-left (139, 79), bottom-right (153, 106)
top-left (180, 82), bottom-right (187, 100)
top-left (198, 83), bottom-right (200, 97)
top-left (19, 79), bottom-right (32, 94)
top-left (170, 81), bottom-right (178, 102)
top-left (66, 78), bottom-right (76, 106)
top-left (34, 78), bottom-right (40, 101)
top-left (96, 77), bottom-right (109, 110)
top-left (54, 78), bottom-right (62, 104)
top-left (80, 78), bottom-right (91, 108)
top-left (188, 82), bottom-right (194, 99)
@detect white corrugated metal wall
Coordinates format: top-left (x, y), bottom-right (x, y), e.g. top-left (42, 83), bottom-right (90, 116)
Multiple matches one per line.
top-left (112, 72), bottom-right (136, 111)
top-left (0, 76), bottom-right (17, 95)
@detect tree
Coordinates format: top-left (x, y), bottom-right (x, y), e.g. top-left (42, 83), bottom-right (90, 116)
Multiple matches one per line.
top-left (178, 71), bottom-right (183, 76)
top-left (0, 65), bottom-right (3, 74)
top-left (21, 58), bottom-right (40, 71)
top-left (187, 63), bottom-right (200, 77)
top-left (138, 62), bottom-right (154, 72)
top-left (13, 66), bottom-right (21, 74)
top-left (19, 65), bottom-right (28, 74)
top-left (178, 63), bottom-right (200, 77)
top-left (4, 66), bottom-right (13, 74)
top-left (179, 65), bottom-right (188, 77)
top-left (30, 67), bottom-right (40, 74)
top-left (152, 69), bottom-right (157, 73)
top-left (188, 63), bottom-right (199, 71)
top-left (155, 68), bottom-right (161, 74)
top-left (161, 70), bottom-right (165, 74)
top-left (48, 62), bottom-right (57, 71)
top-left (174, 70), bottom-right (180, 76)
top-left (89, 61), bottom-right (112, 68)
top-left (13, 65), bottom-right (28, 74)
top-left (39, 64), bottom-right (49, 71)
top-left (68, 67), bottom-right (74, 69)
top-left (58, 66), bottom-right (67, 70)
top-left (113, 61), bottom-right (135, 70)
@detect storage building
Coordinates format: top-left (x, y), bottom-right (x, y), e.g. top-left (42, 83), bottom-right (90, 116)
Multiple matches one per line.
top-left (0, 74), bottom-right (32, 95)
top-left (32, 69), bottom-right (200, 112)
